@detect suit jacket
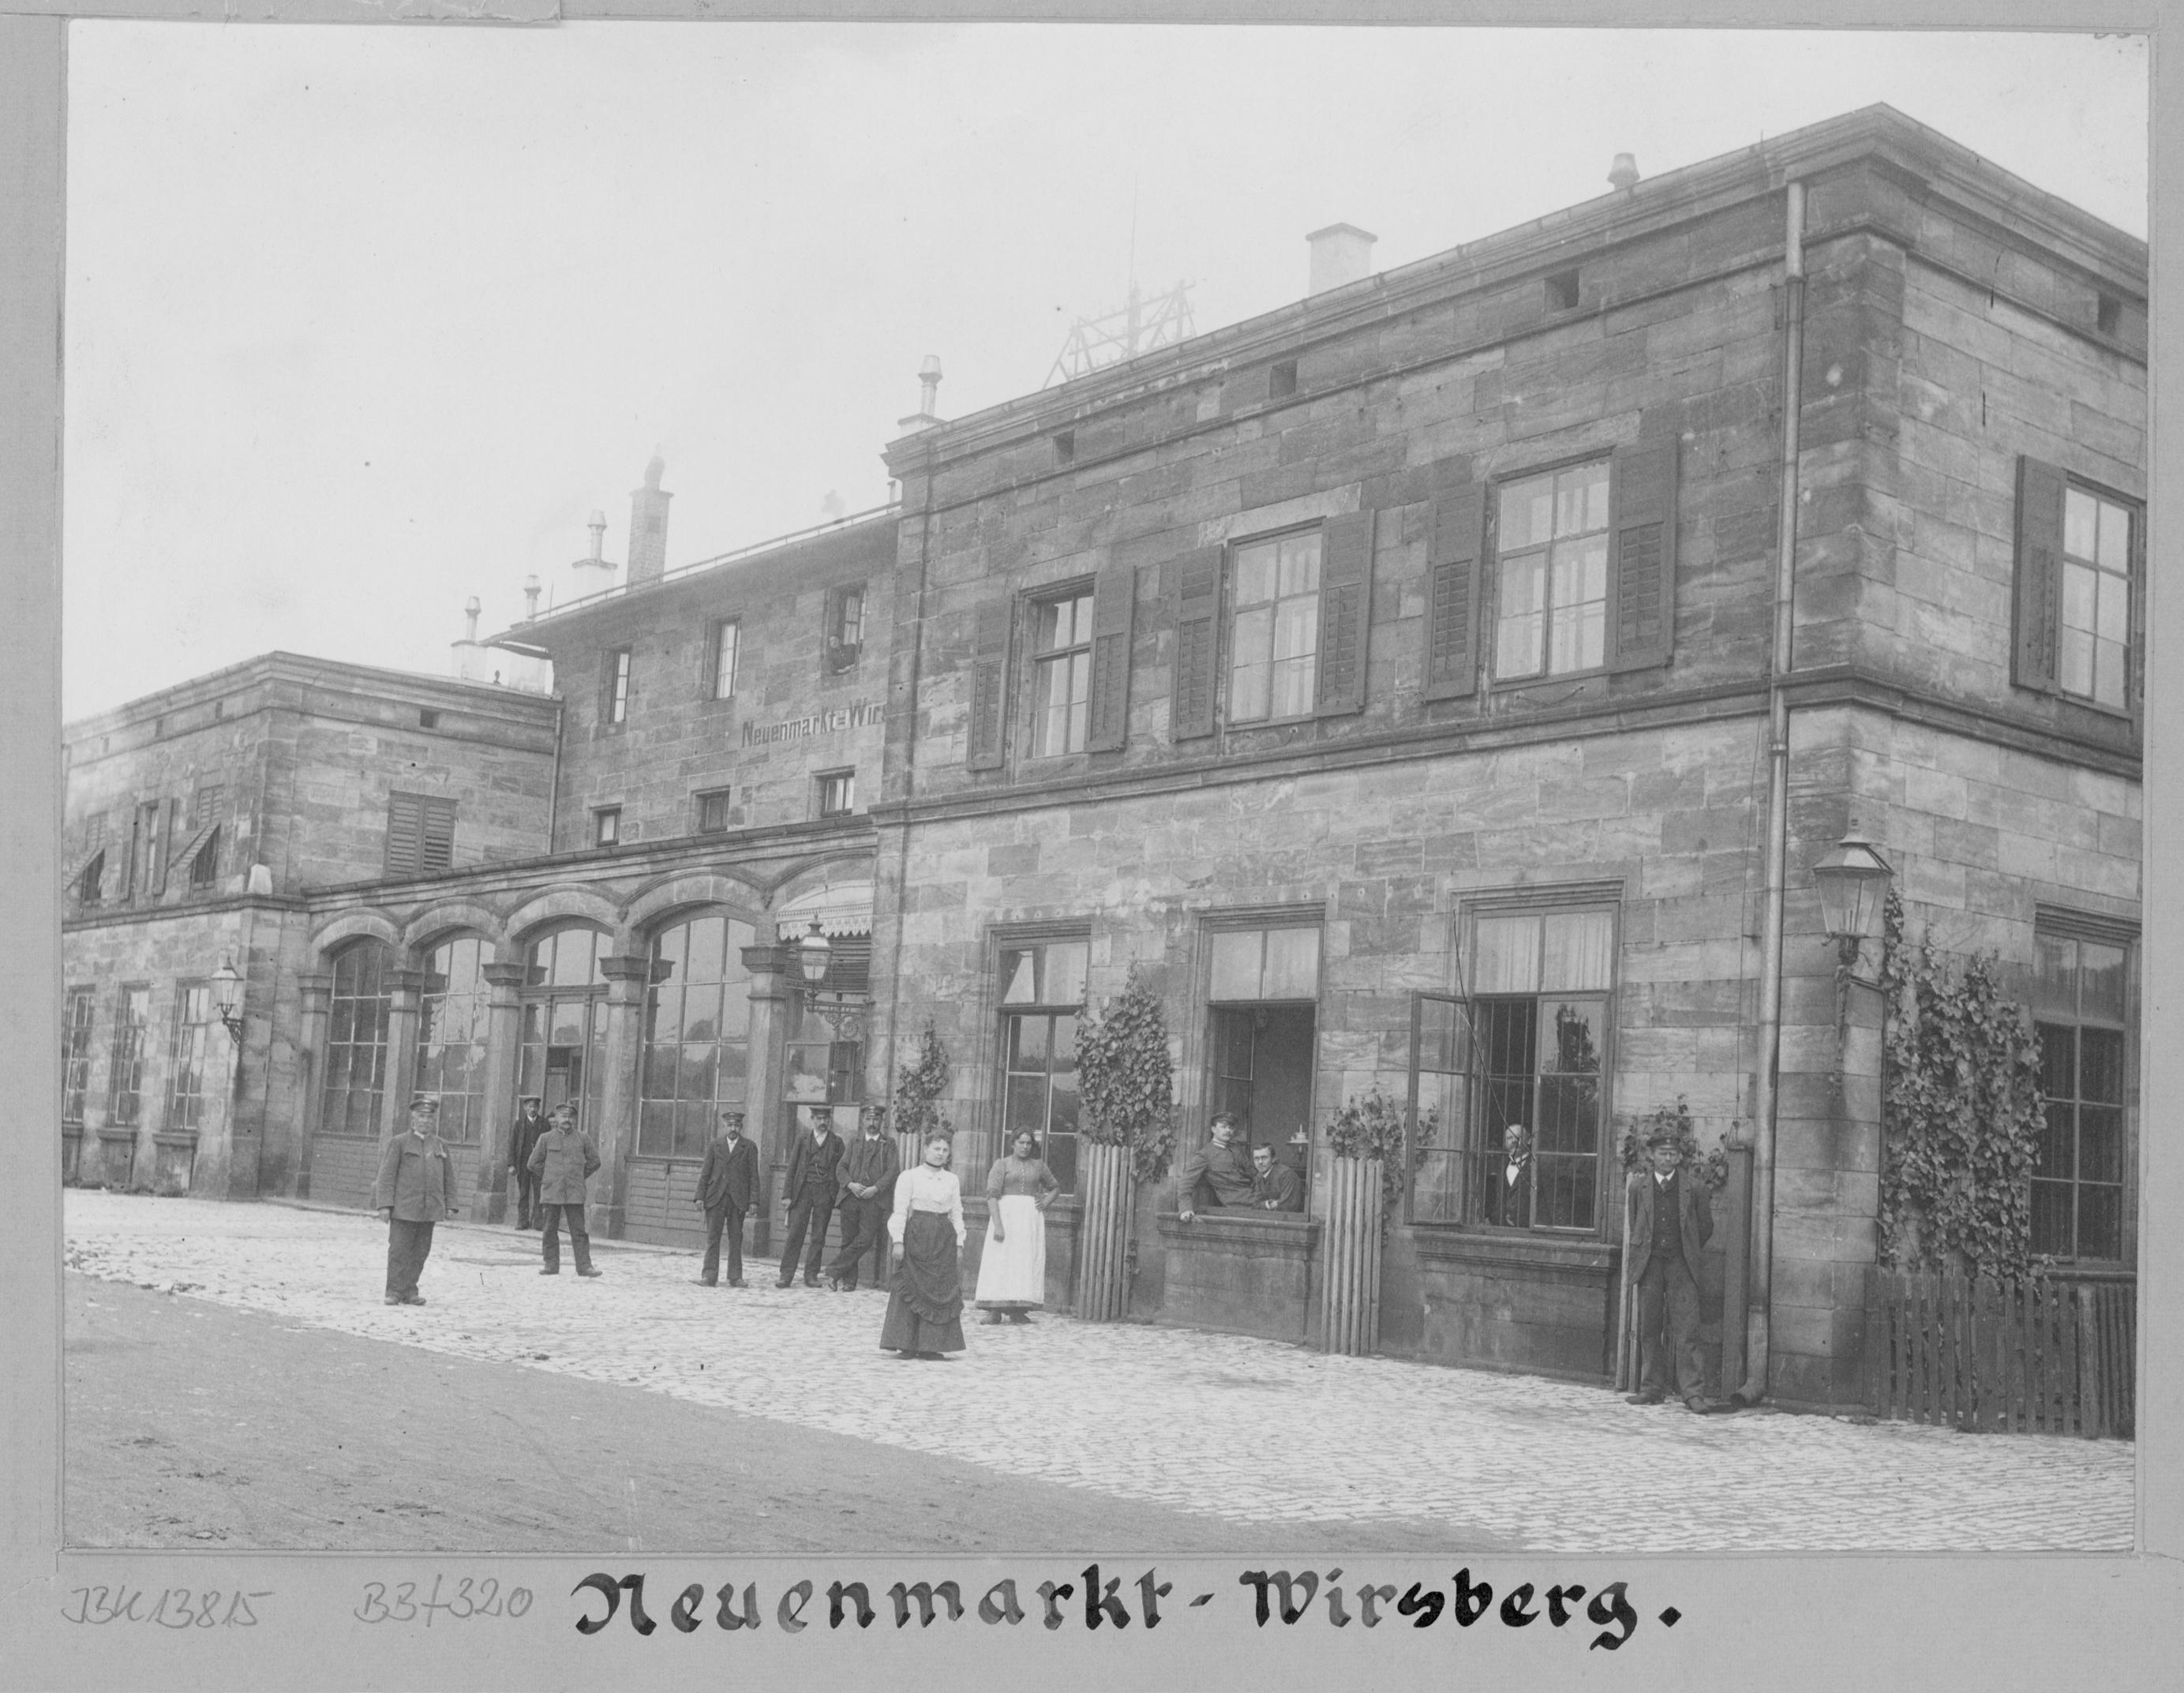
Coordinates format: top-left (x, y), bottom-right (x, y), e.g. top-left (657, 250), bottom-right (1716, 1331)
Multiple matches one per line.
top-left (1251, 1162), bottom-right (1305, 1213)
top-left (527, 1125), bottom-right (601, 1206)
top-left (509, 1111), bottom-right (548, 1174)
top-left (1176, 1139), bottom-right (1257, 1209)
top-left (783, 1129), bottom-right (845, 1200)
top-left (1626, 1167), bottom-right (1713, 1280)
top-left (375, 1131), bottom-right (457, 1222)
top-left (836, 1133), bottom-right (901, 1204)
top-left (697, 1133), bottom-right (759, 1212)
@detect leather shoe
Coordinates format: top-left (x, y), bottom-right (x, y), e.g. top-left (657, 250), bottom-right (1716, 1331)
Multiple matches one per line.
top-left (776, 1278), bottom-right (794, 1289)
top-left (695, 1278), bottom-right (716, 1287)
top-left (384, 1295), bottom-right (403, 1305)
top-left (539, 1268), bottom-right (559, 1275)
top-left (726, 1279), bottom-right (747, 1288)
top-left (1625, 1391), bottom-right (1665, 1405)
top-left (577, 1268), bottom-right (602, 1279)
top-left (403, 1295), bottom-right (426, 1306)
top-left (802, 1275), bottom-right (821, 1287)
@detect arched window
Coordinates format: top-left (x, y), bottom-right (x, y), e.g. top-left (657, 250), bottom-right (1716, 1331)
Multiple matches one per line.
top-left (640, 911), bottom-right (755, 1159)
top-left (517, 924), bottom-right (609, 1131)
top-left (415, 933), bottom-right (490, 1144)
top-left (321, 939), bottom-right (393, 1137)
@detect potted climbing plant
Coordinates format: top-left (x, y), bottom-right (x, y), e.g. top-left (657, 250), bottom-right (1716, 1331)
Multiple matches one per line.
top-left (1072, 963), bottom-right (1174, 1320)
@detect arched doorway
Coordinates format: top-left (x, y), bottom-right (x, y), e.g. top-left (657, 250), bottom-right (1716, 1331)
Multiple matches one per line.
top-left (515, 924), bottom-right (610, 1132)
top-left (313, 937), bottom-right (395, 1208)
top-left (626, 908), bottom-right (758, 1245)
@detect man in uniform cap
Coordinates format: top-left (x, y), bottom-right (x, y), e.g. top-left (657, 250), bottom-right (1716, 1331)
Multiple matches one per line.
top-left (375, 1095), bottom-right (458, 1305)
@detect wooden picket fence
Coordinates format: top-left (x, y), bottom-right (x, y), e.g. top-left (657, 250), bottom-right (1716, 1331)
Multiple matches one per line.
top-left (1864, 1270), bottom-right (2134, 1438)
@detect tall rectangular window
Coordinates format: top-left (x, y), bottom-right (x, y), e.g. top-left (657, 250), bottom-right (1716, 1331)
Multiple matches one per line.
top-left (817, 770), bottom-right (855, 817)
top-left (605, 647), bottom-right (632, 725)
top-left (127, 800), bottom-right (162, 901)
top-left (109, 984), bottom-right (151, 1129)
top-left (826, 584), bottom-right (866, 672)
top-left (709, 620), bottom-right (740, 700)
top-left (165, 982), bottom-right (219, 1134)
top-left (695, 789), bottom-right (734, 834)
top-left (2032, 929), bottom-right (2129, 1260)
top-left (998, 938), bottom-right (1088, 1190)
top-left (62, 988), bottom-right (96, 1129)
top-left (1494, 460), bottom-right (1609, 680)
top-left (1031, 590), bottom-right (1096, 756)
top-left (1413, 906), bottom-right (1614, 1231)
top-left (1227, 531), bottom-right (1321, 723)
top-left (2060, 486), bottom-right (2133, 710)
top-left (385, 792), bottom-right (457, 875)
top-left (594, 807), bottom-right (622, 848)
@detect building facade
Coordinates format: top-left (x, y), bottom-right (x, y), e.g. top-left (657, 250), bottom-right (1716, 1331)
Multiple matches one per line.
top-left (62, 107), bottom-right (2144, 1410)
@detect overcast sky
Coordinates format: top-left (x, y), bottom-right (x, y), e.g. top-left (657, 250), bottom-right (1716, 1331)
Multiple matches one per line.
top-left (61, 22), bottom-right (2147, 721)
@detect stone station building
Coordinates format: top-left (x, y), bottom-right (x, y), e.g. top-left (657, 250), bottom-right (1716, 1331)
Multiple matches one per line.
top-left (61, 107), bottom-right (2143, 1410)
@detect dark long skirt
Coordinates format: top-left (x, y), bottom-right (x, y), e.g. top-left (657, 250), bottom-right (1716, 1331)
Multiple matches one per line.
top-left (878, 1211), bottom-right (966, 1354)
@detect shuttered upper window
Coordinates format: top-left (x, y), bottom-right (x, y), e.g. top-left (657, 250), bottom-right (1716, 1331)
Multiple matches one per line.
top-left (1494, 461), bottom-right (1609, 679)
top-left (385, 792), bottom-right (456, 875)
top-left (2014, 457), bottom-right (2141, 715)
top-left (1031, 590), bottom-right (1096, 755)
top-left (1424, 433), bottom-right (1676, 701)
top-left (1229, 533), bottom-right (1321, 722)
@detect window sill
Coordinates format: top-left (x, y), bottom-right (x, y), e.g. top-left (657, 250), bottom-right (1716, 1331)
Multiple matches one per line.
top-left (1407, 1224), bottom-right (1617, 1275)
top-left (1155, 1210), bottom-right (1319, 1255)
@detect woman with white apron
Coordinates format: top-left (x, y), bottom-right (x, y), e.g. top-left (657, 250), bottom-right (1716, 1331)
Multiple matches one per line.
top-left (974, 1129), bottom-right (1062, 1324)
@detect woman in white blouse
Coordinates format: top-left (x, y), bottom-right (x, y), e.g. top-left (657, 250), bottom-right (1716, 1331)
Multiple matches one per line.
top-left (879, 1133), bottom-right (967, 1360)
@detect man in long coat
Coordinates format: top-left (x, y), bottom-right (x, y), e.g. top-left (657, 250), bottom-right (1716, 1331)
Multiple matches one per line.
top-left (375, 1095), bottom-right (458, 1305)
top-left (508, 1096), bottom-right (548, 1229)
top-left (777, 1106), bottom-right (845, 1287)
top-left (529, 1102), bottom-right (603, 1277)
top-left (823, 1104), bottom-right (900, 1290)
top-left (694, 1108), bottom-right (759, 1287)
top-left (1625, 1129), bottom-right (1716, 1411)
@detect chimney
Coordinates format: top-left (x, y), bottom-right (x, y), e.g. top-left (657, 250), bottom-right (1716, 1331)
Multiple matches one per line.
top-left (450, 596), bottom-right (490, 681)
top-left (523, 573), bottom-right (541, 620)
top-left (898, 355), bottom-right (944, 433)
top-left (627, 453), bottom-right (672, 586)
top-left (570, 506), bottom-right (618, 598)
top-left (1306, 223), bottom-right (1377, 297)
top-left (1608, 152), bottom-right (1639, 191)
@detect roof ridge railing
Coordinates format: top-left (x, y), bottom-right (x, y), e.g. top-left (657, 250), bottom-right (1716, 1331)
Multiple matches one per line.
top-left (523, 500), bottom-right (901, 622)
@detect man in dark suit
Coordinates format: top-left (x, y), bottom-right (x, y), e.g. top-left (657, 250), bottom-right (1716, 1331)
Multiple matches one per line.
top-left (777, 1106), bottom-right (845, 1287)
top-left (1247, 1143), bottom-right (1304, 1212)
top-left (1625, 1129), bottom-right (1717, 1412)
top-left (694, 1108), bottom-right (759, 1287)
top-left (508, 1096), bottom-right (548, 1229)
top-left (375, 1096), bottom-right (458, 1306)
top-left (529, 1102), bottom-right (604, 1278)
top-left (823, 1104), bottom-right (900, 1290)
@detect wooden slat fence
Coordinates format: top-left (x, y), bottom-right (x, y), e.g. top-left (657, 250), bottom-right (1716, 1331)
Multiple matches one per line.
top-left (1865, 1269), bottom-right (2134, 1439)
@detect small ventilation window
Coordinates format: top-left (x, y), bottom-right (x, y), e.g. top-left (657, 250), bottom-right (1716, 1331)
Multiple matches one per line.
top-left (418, 708), bottom-right (440, 729)
top-left (2096, 293), bottom-right (2122, 336)
top-left (1054, 430), bottom-right (1076, 466)
top-left (1546, 269), bottom-right (1581, 312)
top-left (1268, 360), bottom-right (1299, 400)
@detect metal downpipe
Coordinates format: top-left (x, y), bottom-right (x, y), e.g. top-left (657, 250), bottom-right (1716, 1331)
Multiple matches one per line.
top-left (1736, 178), bottom-right (1805, 1407)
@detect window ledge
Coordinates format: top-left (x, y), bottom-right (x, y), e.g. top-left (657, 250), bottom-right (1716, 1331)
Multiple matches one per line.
top-left (1156, 1210), bottom-right (1319, 1255)
top-left (152, 1130), bottom-right (200, 1147)
top-left (1407, 1225), bottom-right (1617, 1275)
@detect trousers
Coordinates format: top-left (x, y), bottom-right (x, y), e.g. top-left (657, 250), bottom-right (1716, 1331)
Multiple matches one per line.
top-left (826, 1193), bottom-right (888, 1288)
top-left (1637, 1251), bottom-right (1706, 1401)
top-left (512, 1167), bottom-right (541, 1229)
top-left (385, 1219), bottom-right (434, 1300)
top-left (539, 1203), bottom-right (594, 1274)
top-left (700, 1204), bottom-right (746, 1285)
top-left (777, 1189), bottom-right (835, 1282)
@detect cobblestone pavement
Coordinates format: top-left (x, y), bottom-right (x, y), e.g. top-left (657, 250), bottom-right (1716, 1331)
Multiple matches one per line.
top-left (62, 1192), bottom-right (2132, 1552)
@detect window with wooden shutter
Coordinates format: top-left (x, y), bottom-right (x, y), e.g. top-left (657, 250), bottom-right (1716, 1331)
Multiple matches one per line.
top-left (2012, 456), bottom-right (2066, 694)
top-left (1170, 545), bottom-right (1224, 740)
top-left (1085, 563), bottom-right (1135, 751)
top-left (386, 792), bottom-right (457, 875)
top-left (1607, 436), bottom-right (1677, 672)
top-left (1423, 485), bottom-right (1484, 700)
top-left (965, 599), bottom-right (1013, 770)
top-left (1314, 511), bottom-right (1374, 717)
